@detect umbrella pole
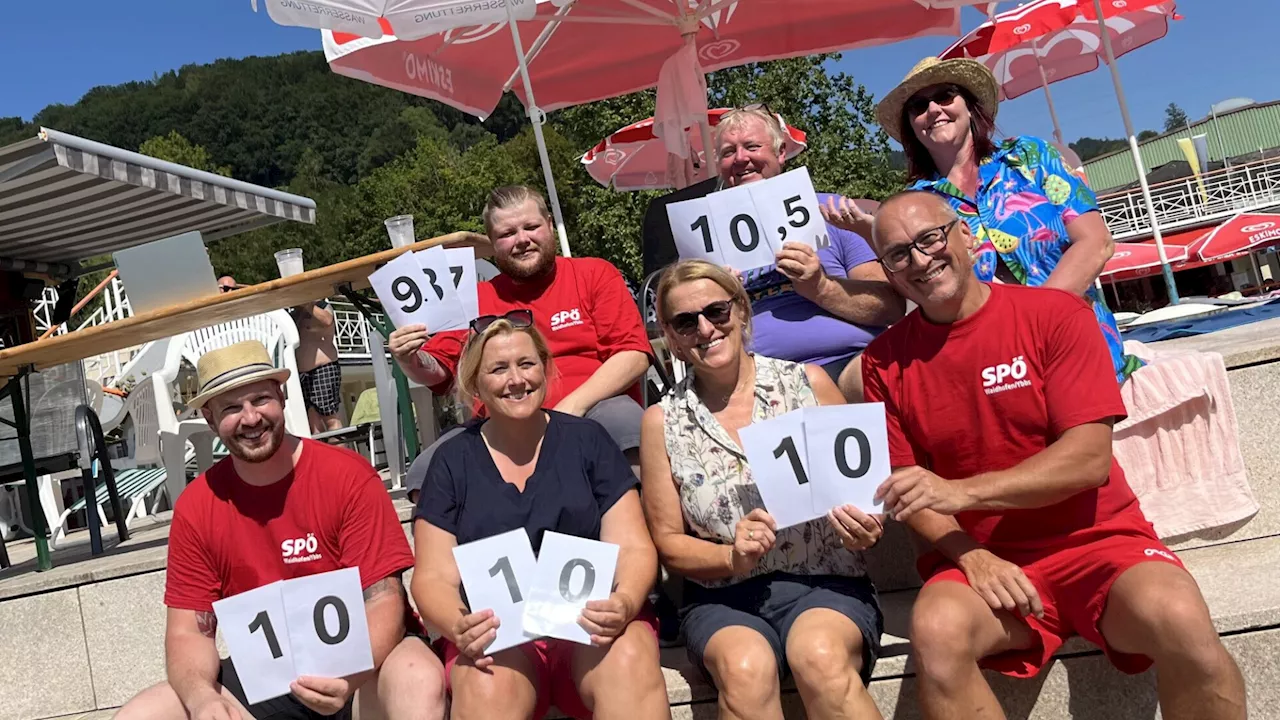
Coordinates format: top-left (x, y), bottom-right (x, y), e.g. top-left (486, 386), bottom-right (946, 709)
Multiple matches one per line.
top-left (1032, 38), bottom-right (1066, 147)
top-left (504, 4), bottom-right (572, 258)
top-left (699, 119), bottom-right (716, 182)
top-left (1091, 0), bottom-right (1180, 304)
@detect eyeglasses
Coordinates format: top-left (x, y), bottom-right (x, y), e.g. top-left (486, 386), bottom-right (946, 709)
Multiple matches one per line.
top-left (904, 85), bottom-right (962, 118)
top-left (878, 220), bottom-right (959, 274)
top-left (470, 309), bottom-right (534, 335)
top-left (668, 300), bottom-right (734, 336)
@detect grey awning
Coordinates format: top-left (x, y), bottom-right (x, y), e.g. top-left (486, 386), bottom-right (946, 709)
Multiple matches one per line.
top-left (0, 128), bottom-right (317, 277)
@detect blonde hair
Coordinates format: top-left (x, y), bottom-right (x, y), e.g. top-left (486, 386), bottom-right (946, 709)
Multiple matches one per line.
top-left (715, 107), bottom-right (786, 157)
top-left (455, 319), bottom-right (555, 405)
top-left (655, 260), bottom-right (753, 347)
top-left (482, 185), bottom-right (551, 236)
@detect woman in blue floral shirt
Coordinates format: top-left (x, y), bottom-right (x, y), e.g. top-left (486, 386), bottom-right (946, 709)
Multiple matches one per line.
top-left (826, 57), bottom-right (1139, 382)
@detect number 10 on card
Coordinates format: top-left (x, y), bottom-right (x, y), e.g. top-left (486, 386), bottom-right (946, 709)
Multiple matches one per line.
top-left (738, 404), bottom-right (891, 529)
top-left (212, 568), bottom-right (374, 704)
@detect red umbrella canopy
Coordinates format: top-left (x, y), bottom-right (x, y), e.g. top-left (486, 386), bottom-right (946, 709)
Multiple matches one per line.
top-left (1194, 212), bottom-right (1280, 262)
top-left (944, 0), bottom-right (1169, 58)
top-left (1102, 240), bottom-right (1190, 279)
top-left (323, 0), bottom-right (958, 118)
top-left (581, 108), bottom-right (808, 191)
top-left (940, 0), bottom-right (1179, 100)
top-left (1104, 213), bottom-right (1280, 281)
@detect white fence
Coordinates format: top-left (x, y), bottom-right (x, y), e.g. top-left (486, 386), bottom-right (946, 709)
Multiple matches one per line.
top-left (1098, 155), bottom-right (1280, 240)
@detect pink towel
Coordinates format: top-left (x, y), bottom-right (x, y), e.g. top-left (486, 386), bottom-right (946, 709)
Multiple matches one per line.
top-left (1113, 341), bottom-right (1258, 539)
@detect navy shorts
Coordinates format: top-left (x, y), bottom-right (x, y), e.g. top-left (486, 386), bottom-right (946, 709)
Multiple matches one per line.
top-left (679, 572), bottom-right (883, 685)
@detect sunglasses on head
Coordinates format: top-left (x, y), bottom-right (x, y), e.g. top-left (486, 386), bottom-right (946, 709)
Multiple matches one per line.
top-left (905, 85), bottom-right (963, 118)
top-left (668, 300), bottom-right (734, 336)
top-left (470, 309), bottom-right (534, 335)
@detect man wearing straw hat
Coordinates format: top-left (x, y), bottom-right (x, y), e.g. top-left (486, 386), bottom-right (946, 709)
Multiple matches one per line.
top-left (116, 340), bottom-right (446, 720)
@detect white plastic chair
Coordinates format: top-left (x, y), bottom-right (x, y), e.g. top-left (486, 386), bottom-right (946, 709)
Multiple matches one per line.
top-left (151, 310), bottom-right (311, 502)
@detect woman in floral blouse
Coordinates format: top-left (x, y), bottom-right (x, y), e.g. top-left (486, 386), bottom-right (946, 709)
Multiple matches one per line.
top-left (825, 56), bottom-right (1139, 383)
top-left (638, 260), bottom-right (885, 720)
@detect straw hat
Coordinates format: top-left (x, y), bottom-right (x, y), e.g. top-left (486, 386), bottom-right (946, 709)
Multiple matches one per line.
top-left (188, 340), bottom-right (291, 410)
top-left (876, 56), bottom-right (1000, 144)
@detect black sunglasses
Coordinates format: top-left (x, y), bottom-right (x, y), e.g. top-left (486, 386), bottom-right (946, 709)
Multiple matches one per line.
top-left (470, 309), bottom-right (533, 335)
top-left (668, 300), bottom-right (734, 336)
top-left (905, 84), bottom-right (963, 118)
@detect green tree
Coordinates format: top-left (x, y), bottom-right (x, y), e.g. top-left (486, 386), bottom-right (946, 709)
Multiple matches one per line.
top-left (1138, 129), bottom-right (1160, 141)
top-left (138, 131), bottom-right (232, 175)
top-left (1164, 103), bottom-right (1189, 132)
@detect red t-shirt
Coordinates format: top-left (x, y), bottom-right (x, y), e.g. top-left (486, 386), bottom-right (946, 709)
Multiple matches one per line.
top-left (421, 256), bottom-right (653, 408)
top-left (164, 440), bottom-right (414, 613)
top-left (861, 283), bottom-right (1146, 554)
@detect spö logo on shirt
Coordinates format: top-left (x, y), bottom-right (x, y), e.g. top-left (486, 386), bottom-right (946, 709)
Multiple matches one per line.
top-left (981, 355), bottom-right (1032, 396)
top-left (551, 308), bottom-right (583, 331)
top-left (281, 533), bottom-right (323, 565)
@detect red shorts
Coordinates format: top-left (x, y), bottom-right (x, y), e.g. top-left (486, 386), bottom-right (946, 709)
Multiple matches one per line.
top-left (923, 523), bottom-right (1186, 678)
top-left (440, 606), bottom-right (659, 720)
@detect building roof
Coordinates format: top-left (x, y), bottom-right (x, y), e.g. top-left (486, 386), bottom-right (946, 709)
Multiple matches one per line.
top-left (0, 128), bottom-right (316, 279)
top-left (1084, 100), bottom-right (1280, 192)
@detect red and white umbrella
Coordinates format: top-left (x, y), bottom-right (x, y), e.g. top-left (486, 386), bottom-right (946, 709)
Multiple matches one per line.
top-left (941, 0), bottom-right (1178, 140)
top-left (943, 0), bottom-right (1171, 60)
top-left (1103, 213), bottom-right (1280, 282)
top-left (939, 0), bottom-right (1187, 302)
top-left (252, 1), bottom-right (958, 256)
top-left (582, 108), bottom-right (808, 192)
top-left (323, 1), bottom-right (957, 120)
top-left (1194, 212), bottom-right (1280, 262)
top-left (1102, 240), bottom-right (1190, 279)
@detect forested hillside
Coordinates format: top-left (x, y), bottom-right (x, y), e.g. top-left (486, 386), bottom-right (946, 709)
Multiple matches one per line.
top-left (2, 50), bottom-right (901, 283)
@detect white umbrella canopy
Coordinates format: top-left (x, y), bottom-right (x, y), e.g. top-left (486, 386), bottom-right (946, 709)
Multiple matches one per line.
top-left (254, 0), bottom-right (551, 40)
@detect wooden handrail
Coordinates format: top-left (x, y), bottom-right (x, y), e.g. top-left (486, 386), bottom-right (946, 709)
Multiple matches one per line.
top-left (38, 270), bottom-right (119, 340)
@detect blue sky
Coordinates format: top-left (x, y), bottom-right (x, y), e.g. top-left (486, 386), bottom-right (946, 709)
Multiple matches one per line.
top-left (1, 0), bottom-right (1273, 147)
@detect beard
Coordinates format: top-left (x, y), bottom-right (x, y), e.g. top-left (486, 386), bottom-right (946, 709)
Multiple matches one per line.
top-left (496, 243), bottom-right (556, 280)
top-left (223, 419), bottom-right (287, 464)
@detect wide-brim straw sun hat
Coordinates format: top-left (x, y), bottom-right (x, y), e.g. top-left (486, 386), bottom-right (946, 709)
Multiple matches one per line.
top-left (188, 340), bottom-right (291, 409)
top-left (876, 56), bottom-right (1000, 144)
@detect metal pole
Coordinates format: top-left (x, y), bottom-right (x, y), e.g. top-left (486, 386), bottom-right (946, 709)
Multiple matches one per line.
top-left (505, 2), bottom-right (572, 258)
top-left (1211, 104), bottom-right (1231, 168)
top-left (1032, 38), bottom-right (1066, 147)
top-left (1091, 0), bottom-right (1180, 304)
top-left (698, 120), bottom-right (716, 182)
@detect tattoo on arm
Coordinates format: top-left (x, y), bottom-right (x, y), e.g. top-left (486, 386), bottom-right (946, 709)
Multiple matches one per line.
top-left (363, 576), bottom-right (404, 603)
top-left (196, 611), bottom-right (218, 638)
top-left (416, 351), bottom-right (441, 375)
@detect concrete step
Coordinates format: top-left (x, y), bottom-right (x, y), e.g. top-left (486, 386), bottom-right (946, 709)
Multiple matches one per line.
top-left (6, 527), bottom-right (1277, 720)
top-left (656, 534), bottom-right (1280, 718)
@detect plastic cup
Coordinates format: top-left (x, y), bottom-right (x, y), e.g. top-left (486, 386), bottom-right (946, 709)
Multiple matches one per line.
top-left (274, 248), bottom-right (305, 278)
top-left (385, 214), bottom-right (416, 249)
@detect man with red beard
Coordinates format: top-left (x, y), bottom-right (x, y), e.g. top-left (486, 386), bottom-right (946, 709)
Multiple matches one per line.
top-left (117, 341), bottom-right (446, 720)
top-left (390, 185), bottom-right (653, 502)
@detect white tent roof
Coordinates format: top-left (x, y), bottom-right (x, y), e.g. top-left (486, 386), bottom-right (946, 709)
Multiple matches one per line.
top-left (0, 128), bottom-right (316, 278)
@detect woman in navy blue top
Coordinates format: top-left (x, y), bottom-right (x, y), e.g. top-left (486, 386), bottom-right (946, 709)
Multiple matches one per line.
top-left (409, 312), bottom-right (668, 720)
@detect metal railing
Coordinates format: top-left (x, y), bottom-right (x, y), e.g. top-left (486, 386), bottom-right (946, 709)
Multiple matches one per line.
top-left (332, 301), bottom-right (386, 360)
top-left (1097, 155), bottom-right (1280, 240)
